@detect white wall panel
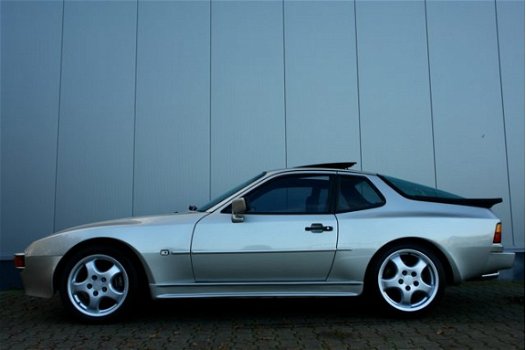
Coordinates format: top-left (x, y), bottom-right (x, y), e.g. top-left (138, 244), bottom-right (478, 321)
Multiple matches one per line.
top-left (0, 1), bottom-right (62, 256)
top-left (426, 0), bottom-right (513, 246)
top-left (357, 0), bottom-right (435, 185)
top-left (285, 0), bottom-right (360, 167)
top-left (211, 0), bottom-right (286, 196)
top-left (1, 0), bottom-right (523, 261)
top-left (134, 0), bottom-right (210, 215)
top-left (497, 0), bottom-right (524, 248)
top-left (55, 0), bottom-right (137, 230)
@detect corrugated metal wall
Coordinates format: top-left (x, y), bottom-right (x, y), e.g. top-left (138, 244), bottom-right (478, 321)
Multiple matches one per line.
top-left (1, 0), bottom-right (524, 259)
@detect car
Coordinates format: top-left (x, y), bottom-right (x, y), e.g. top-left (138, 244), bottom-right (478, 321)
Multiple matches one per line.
top-left (14, 162), bottom-right (514, 322)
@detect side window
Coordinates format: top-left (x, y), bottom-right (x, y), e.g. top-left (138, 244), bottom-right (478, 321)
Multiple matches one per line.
top-left (337, 176), bottom-right (385, 212)
top-left (244, 175), bottom-right (331, 214)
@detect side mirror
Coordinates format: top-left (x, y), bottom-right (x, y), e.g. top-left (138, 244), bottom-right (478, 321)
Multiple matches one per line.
top-left (231, 197), bottom-right (246, 223)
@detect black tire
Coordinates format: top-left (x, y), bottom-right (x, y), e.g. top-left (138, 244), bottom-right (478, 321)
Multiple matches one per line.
top-left (59, 245), bottom-right (138, 323)
top-left (367, 243), bottom-right (445, 317)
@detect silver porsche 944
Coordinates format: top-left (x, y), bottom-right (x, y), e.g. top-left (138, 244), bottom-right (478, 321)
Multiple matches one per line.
top-left (14, 163), bottom-right (514, 322)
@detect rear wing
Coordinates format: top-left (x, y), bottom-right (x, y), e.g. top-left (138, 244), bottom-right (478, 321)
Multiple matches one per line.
top-left (404, 196), bottom-right (502, 209)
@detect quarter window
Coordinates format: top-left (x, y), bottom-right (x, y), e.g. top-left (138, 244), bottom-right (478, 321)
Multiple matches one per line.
top-left (336, 176), bottom-right (385, 212)
top-left (244, 175), bottom-right (331, 214)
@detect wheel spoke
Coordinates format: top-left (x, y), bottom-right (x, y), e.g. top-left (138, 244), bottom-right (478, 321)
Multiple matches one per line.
top-left (415, 280), bottom-right (434, 296)
top-left (414, 258), bottom-right (428, 275)
top-left (104, 264), bottom-right (122, 281)
top-left (71, 280), bottom-right (90, 294)
top-left (87, 294), bottom-right (101, 311)
top-left (84, 260), bottom-right (101, 277)
top-left (390, 254), bottom-right (410, 271)
top-left (106, 285), bottom-right (125, 302)
top-left (381, 277), bottom-right (401, 291)
top-left (401, 288), bottom-right (414, 305)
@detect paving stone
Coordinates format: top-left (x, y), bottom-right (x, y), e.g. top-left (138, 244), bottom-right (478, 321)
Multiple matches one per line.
top-left (0, 281), bottom-right (524, 349)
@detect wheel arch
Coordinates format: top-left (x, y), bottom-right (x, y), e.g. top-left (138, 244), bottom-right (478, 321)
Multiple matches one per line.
top-left (53, 238), bottom-right (152, 298)
top-left (364, 237), bottom-right (458, 289)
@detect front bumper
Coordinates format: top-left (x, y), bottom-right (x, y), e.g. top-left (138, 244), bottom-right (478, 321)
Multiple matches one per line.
top-left (19, 255), bottom-right (62, 298)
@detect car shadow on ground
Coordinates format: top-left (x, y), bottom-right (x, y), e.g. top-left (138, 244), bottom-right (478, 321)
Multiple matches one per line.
top-left (136, 295), bottom-right (376, 322)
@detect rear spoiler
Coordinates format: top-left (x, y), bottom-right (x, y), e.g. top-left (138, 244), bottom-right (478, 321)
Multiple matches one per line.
top-left (407, 196), bottom-right (502, 209)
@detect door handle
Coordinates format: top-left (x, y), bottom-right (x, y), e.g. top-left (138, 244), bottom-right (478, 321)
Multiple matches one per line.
top-left (305, 223), bottom-right (333, 233)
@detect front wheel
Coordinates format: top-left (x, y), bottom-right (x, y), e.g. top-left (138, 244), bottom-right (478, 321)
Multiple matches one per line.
top-left (370, 244), bottom-right (445, 316)
top-left (59, 246), bottom-right (138, 322)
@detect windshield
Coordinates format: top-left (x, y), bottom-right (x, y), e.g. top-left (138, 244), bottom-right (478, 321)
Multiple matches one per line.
top-left (380, 175), bottom-right (462, 200)
top-left (197, 172), bottom-right (266, 211)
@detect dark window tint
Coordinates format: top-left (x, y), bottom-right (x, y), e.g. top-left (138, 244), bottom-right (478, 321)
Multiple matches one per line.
top-left (337, 176), bottom-right (385, 212)
top-left (244, 175), bottom-right (331, 214)
top-left (381, 175), bottom-right (462, 199)
top-left (199, 172), bottom-right (266, 211)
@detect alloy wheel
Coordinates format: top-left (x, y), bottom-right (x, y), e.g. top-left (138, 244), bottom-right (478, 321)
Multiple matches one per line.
top-left (377, 248), bottom-right (439, 312)
top-left (66, 254), bottom-right (129, 318)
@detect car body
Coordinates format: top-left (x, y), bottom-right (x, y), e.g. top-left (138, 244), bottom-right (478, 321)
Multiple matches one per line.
top-left (15, 162), bottom-right (514, 321)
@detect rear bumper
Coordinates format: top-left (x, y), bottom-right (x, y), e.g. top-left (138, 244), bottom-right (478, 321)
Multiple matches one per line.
top-left (483, 252), bottom-right (515, 276)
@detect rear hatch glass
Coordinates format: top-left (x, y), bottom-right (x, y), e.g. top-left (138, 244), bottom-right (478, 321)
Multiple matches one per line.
top-left (379, 175), bottom-right (501, 209)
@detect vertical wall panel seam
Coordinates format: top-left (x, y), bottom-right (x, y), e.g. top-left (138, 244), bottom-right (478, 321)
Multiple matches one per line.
top-left (423, 0), bottom-right (438, 188)
top-left (209, 0), bottom-right (212, 200)
top-left (493, 0), bottom-right (515, 246)
top-left (131, 0), bottom-right (139, 216)
top-left (282, 0), bottom-right (288, 168)
top-left (353, 0), bottom-right (363, 170)
top-left (52, 0), bottom-right (66, 232)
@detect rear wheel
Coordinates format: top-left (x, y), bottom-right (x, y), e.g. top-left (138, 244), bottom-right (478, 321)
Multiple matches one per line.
top-left (59, 246), bottom-right (138, 322)
top-left (370, 243), bottom-right (445, 316)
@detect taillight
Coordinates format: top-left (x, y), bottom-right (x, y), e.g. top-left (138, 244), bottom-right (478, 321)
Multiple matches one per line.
top-left (14, 253), bottom-right (25, 269)
top-left (493, 223), bottom-right (502, 244)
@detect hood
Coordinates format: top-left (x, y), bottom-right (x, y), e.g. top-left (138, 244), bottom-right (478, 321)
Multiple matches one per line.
top-left (53, 211), bottom-right (208, 236)
top-left (26, 211), bottom-right (209, 257)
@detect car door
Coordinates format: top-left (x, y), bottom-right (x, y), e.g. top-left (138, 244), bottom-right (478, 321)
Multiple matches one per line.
top-left (191, 173), bottom-right (338, 282)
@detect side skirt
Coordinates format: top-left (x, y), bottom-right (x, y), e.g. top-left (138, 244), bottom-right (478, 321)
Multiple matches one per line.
top-left (150, 281), bottom-right (363, 299)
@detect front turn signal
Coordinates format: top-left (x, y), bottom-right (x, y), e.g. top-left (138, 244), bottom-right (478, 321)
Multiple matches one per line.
top-left (493, 223), bottom-right (502, 244)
